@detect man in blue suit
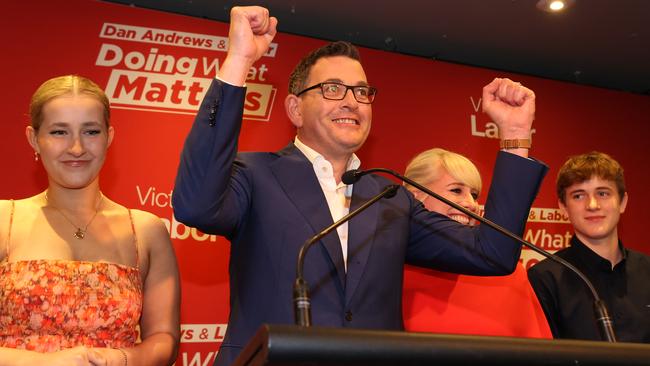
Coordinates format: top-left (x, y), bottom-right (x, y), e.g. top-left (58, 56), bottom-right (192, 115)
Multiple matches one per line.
top-left (173, 6), bottom-right (547, 366)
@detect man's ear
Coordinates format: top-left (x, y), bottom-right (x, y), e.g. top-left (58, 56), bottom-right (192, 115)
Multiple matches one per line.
top-left (285, 94), bottom-right (303, 128)
top-left (558, 199), bottom-right (568, 216)
top-left (619, 192), bottom-right (628, 214)
top-left (26, 126), bottom-right (39, 153)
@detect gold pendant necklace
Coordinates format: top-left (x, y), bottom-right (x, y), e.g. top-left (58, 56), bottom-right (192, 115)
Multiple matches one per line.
top-left (45, 193), bottom-right (103, 240)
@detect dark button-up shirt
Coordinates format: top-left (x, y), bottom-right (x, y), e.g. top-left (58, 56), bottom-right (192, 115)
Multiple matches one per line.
top-left (528, 235), bottom-right (650, 342)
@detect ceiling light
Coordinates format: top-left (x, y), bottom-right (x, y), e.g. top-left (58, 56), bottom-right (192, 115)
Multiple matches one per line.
top-left (537, 0), bottom-right (575, 12)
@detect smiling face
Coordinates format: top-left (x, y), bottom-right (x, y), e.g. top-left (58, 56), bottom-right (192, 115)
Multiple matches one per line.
top-left (287, 56), bottom-right (372, 161)
top-left (404, 148), bottom-right (482, 225)
top-left (27, 94), bottom-right (113, 190)
top-left (421, 167), bottom-right (480, 225)
top-left (559, 176), bottom-right (627, 246)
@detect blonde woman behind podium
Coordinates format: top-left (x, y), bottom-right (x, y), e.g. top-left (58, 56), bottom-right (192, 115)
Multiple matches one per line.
top-left (402, 148), bottom-right (551, 337)
top-left (403, 148), bottom-right (481, 226)
top-left (0, 75), bottom-right (180, 365)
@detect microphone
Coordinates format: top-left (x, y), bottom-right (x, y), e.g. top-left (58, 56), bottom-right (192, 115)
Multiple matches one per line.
top-left (294, 183), bottom-right (400, 327)
top-left (341, 170), bottom-right (366, 185)
top-left (344, 168), bottom-right (617, 342)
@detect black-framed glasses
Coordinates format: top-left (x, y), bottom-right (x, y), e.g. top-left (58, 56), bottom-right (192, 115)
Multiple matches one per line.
top-left (296, 82), bottom-right (377, 104)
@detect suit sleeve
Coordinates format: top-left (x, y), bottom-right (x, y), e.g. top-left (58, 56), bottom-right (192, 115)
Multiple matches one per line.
top-left (172, 79), bottom-right (250, 236)
top-left (406, 152), bottom-right (548, 275)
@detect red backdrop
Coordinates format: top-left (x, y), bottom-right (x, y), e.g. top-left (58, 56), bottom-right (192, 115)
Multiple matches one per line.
top-left (2, 1), bottom-right (649, 364)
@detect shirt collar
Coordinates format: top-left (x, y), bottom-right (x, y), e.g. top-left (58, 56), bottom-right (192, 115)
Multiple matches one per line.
top-left (294, 136), bottom-right (361, 175)
top-left (570, 235), bottom-right (628, 271)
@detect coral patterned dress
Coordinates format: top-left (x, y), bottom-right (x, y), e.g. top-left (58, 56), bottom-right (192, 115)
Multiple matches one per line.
top-left (0, 201), bottom-right (143, 352)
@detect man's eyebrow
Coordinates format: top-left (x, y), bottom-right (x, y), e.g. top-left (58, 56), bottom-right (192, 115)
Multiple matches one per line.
top-left (595, 186), bottom-right (614, 191)
top-left (322, 78), bottom-right (369, 86)
top-left (568, 188), bottom-right (586, 195)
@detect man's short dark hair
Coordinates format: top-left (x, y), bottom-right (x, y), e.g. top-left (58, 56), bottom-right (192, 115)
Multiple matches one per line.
top-left (556, 151), bottom-right (626, 203)
top-left (288, 41), bottom-right (361, 95)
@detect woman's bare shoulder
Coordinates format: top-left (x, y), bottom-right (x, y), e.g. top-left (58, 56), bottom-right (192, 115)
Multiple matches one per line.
top-left (127, 208), bottom-right (172, 248)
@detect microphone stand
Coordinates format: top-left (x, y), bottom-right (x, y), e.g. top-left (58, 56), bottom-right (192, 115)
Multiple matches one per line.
top-left (293, 184), bottom-right (400, 327)
top-left (343, 168), bottom-right (616, 342)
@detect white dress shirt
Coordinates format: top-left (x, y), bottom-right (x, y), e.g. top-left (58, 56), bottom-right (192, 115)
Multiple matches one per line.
top-left (294, 137), bottom-right (361, 270)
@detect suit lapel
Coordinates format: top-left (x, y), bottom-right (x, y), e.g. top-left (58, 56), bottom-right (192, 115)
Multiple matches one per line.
top-left (270, 144), bottom-right (347, 291)
top-left (345, 175), bottom-right (381, 305)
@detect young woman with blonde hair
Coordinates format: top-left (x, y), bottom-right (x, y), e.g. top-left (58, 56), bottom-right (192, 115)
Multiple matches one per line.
top-left (0, 75), bottom-right (180, 366)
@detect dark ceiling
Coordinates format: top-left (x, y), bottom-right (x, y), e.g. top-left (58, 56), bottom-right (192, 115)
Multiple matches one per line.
top-left (105, 0), bottom-right (650, 95)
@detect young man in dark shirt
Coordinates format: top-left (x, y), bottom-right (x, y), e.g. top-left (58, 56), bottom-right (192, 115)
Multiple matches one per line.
top-left (528, 151), bottom-right (650, 343)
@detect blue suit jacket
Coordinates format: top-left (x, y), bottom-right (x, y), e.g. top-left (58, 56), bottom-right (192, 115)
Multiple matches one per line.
top-left (173, 80), bottom-right (548, 366)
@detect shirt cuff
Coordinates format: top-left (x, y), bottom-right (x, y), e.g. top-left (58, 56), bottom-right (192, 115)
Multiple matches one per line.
top-left (215, 76), bottom-right (246, 88)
